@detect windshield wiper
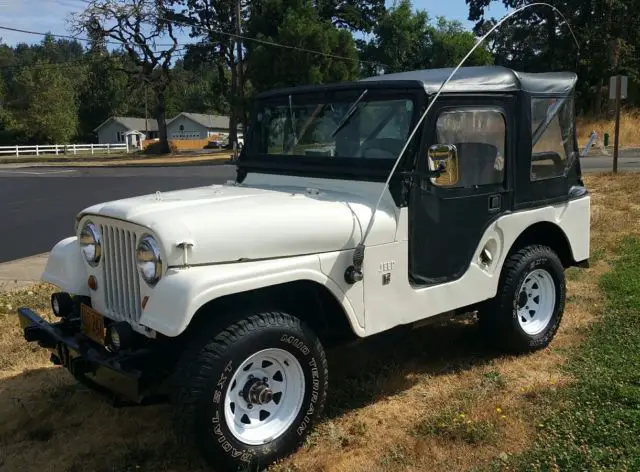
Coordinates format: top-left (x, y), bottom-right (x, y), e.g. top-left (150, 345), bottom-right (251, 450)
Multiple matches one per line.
top-left (330, 89), bottom-right (368, 138)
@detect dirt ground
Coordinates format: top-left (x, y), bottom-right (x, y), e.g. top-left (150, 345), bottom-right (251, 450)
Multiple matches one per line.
top-left (0, 173), bottom-right (639, 472)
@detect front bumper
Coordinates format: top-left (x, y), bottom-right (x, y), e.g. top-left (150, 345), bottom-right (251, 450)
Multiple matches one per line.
top-left (17, 307), bottom-right (161, 404)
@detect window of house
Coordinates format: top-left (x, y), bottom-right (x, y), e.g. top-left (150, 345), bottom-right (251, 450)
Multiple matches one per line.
top-left (434, 108), bottom-right (506, 187)
top-left (116, 131), bottom-right (125, 143)
top-left (530, 96), bottom-right (575, 181)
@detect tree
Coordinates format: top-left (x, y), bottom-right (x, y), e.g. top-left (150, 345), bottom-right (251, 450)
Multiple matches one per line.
top-left (245, 2), bottom-right (359, 92)
top-left (76, 53), bottom-right (131, 141)
top-left (361, 0), bottom-right (492, 76)
top-left (73, 0), bottom-right (179, 153)
top-left (11, 64), bottom-right (78, 143)
top-left (465, 0), bottom-right (640, 115)
top-left (429, 17), bottom-right (493, 68)
top-left (0, 73), bottom-right (15, 144)
top-left (165, 58), bottom-right (230, 117)
top-left (170, 0), bottom-right (245, 147)
top-left (312, 0), bottom-right (386, 33)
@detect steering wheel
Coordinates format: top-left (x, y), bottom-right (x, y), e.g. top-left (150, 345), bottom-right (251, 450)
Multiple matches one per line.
top-left (358, 138), bottom-right (406, 159)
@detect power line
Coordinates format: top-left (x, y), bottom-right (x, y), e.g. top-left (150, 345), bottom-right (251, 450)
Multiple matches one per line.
top-left (157, 16), bottom-right (381, 66)
top-left (49, 0), bottom-right (384, 67)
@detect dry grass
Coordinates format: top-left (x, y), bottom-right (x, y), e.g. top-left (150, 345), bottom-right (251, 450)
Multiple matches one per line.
top-left (577, 110), bottom-right (640, 148)
top-left (1, 173), bottom-right (639, 472)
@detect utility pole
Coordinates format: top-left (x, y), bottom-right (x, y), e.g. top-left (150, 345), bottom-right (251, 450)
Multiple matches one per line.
top-left (235, 0), bottom-right (244, 145)
top-left (145, 85), bottom-right (149, 138)
top-left (613, 75), bottom-right (621, 174)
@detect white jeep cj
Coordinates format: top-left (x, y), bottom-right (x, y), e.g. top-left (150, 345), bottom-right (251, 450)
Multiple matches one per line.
top-left (17, 66), bottom-right (590, 470)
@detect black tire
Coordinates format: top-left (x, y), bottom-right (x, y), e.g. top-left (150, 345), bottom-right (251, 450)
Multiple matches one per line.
top-left (171, 311), bottom-right (328, 471)
top-left (478, 245), bottom-right (566, 354)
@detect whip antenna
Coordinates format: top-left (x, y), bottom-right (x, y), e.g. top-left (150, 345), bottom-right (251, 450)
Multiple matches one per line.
top-left (346, 2), bottom-right (580, 283)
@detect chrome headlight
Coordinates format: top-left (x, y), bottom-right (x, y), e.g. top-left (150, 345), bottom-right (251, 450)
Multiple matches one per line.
top-left (136, 235), bottom-right (163, 286)
top-left (79, 222), bottom-right (102, 266)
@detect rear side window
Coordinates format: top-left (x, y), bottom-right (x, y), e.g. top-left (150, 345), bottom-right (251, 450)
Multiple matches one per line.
top-left (435, 108), bottom-right (506, 187)
top-left (531, 96), bottom-right (575, 181)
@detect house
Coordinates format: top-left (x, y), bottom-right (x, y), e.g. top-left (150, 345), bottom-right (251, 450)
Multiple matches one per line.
top-left (166, 112), bottom-right (243, 141)
top-left (94, 117), bottom-right (159, 147)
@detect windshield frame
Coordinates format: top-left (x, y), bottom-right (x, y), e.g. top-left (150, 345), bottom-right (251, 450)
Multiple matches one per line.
top-left (238, 82), bottom-right (427, 182)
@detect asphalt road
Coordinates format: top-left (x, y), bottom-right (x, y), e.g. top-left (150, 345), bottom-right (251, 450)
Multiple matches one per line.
top-left (580, 155), bottom-right (640, 172)
top-left (0, 156), bottom-right (638, 264)
top-left (0, 165), bottom-right (237, 263)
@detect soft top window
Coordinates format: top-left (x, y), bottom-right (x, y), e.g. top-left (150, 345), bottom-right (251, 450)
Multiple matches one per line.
top-left (434, 107), bottom-right (506, 188)
top-left (530, 95), bottom-right (576, 181)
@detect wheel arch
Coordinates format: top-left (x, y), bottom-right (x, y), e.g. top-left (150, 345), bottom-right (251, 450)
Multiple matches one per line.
top-left (506, 221), bottom-right (576, 268)
top-left (178, 279), bottom-right (360, 349)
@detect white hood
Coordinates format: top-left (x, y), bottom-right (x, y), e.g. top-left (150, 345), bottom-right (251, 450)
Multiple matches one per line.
top-left (78, 174), bottom-right (399, 267)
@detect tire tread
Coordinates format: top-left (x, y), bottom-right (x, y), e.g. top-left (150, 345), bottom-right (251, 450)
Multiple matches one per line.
top-left (171, 311), bottom-right (328, 469)
top-left (479, 244), bottom-right (566, 354)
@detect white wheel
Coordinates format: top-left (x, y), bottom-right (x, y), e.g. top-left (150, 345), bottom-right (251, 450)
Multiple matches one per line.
top-left (172, 312), bottom-right (328, 470)
top-left (224, 348), bottom-right (306, 446)
top-left (516, 268), bottom-right (556, 336)
top-left (478, 245), bottom-right (566, 354)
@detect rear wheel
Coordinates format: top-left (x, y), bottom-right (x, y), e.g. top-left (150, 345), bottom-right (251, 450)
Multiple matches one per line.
top-left (171, 311), bottom-right (328, 471)
top-left (478, 245), bottom-right (566, 354)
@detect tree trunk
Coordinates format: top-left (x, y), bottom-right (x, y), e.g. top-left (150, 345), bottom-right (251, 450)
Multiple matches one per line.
top-left (156, 89), bottom-right (170, 154)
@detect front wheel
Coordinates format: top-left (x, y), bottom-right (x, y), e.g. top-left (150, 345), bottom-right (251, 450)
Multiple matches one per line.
top-left (171, 312), bottom-right (328, 471)
top-left (478, 245), bottom-right (566, 354)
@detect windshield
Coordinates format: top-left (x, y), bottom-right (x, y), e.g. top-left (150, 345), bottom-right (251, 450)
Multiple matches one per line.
top-left (248, 91), bottom-right (416, 161)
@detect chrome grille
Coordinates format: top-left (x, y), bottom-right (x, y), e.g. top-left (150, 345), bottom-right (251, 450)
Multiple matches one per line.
top-left (100, 224), bottom-right (142, 323)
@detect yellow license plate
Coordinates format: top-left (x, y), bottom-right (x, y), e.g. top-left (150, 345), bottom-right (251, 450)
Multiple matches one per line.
top-left (81, 304), bottom-right (105, 345)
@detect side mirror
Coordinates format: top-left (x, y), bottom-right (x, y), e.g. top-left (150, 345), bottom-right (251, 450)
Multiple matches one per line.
top-left (428, 144), bottom-right (459, 186)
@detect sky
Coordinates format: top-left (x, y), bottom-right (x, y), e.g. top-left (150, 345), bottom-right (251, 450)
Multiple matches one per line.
top-left (0, 0), bottom-right (509, 47)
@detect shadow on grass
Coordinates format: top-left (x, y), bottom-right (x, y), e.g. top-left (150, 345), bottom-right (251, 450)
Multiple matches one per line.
top-left (323, 313), bottom-right (501, 418)
top-left (0, 313), bottom-right (502, 472)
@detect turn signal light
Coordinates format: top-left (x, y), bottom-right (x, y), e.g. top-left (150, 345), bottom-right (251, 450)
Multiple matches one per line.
top-left (88, 276), bottom-right (98, 290)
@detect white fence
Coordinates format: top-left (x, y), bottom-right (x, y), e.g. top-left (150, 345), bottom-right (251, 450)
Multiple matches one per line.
top-left (0, 143), bottom-right (131, 157)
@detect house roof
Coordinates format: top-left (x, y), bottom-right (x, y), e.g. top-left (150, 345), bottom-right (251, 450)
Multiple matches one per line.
top-left (168, 112), bottom-right (243, 130)
top-left (360, 66), bottom-right (578, 95)
top-left (93, 116), bottom-right (158, 133)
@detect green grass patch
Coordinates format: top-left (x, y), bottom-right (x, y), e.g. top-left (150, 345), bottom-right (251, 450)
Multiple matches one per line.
top-left (415, 407), bottom-right (500, 445)
top-left (487, 238), bottom-right (640, 471)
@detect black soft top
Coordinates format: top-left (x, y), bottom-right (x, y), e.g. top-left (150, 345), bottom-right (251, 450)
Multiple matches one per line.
top-left (254, 66), bottom-right (577, 99)
top-left (362, 65), bottom-right (577, 95)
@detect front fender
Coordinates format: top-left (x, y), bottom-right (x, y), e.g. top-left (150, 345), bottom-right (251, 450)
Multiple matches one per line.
top-left (138, 254), bottom-right (363, 338)
top-left (41, 237), bottom-right (90, 296)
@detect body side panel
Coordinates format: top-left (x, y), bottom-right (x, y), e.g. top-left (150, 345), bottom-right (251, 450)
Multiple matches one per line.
top-left (362, 195), bottom-right (590, 335)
